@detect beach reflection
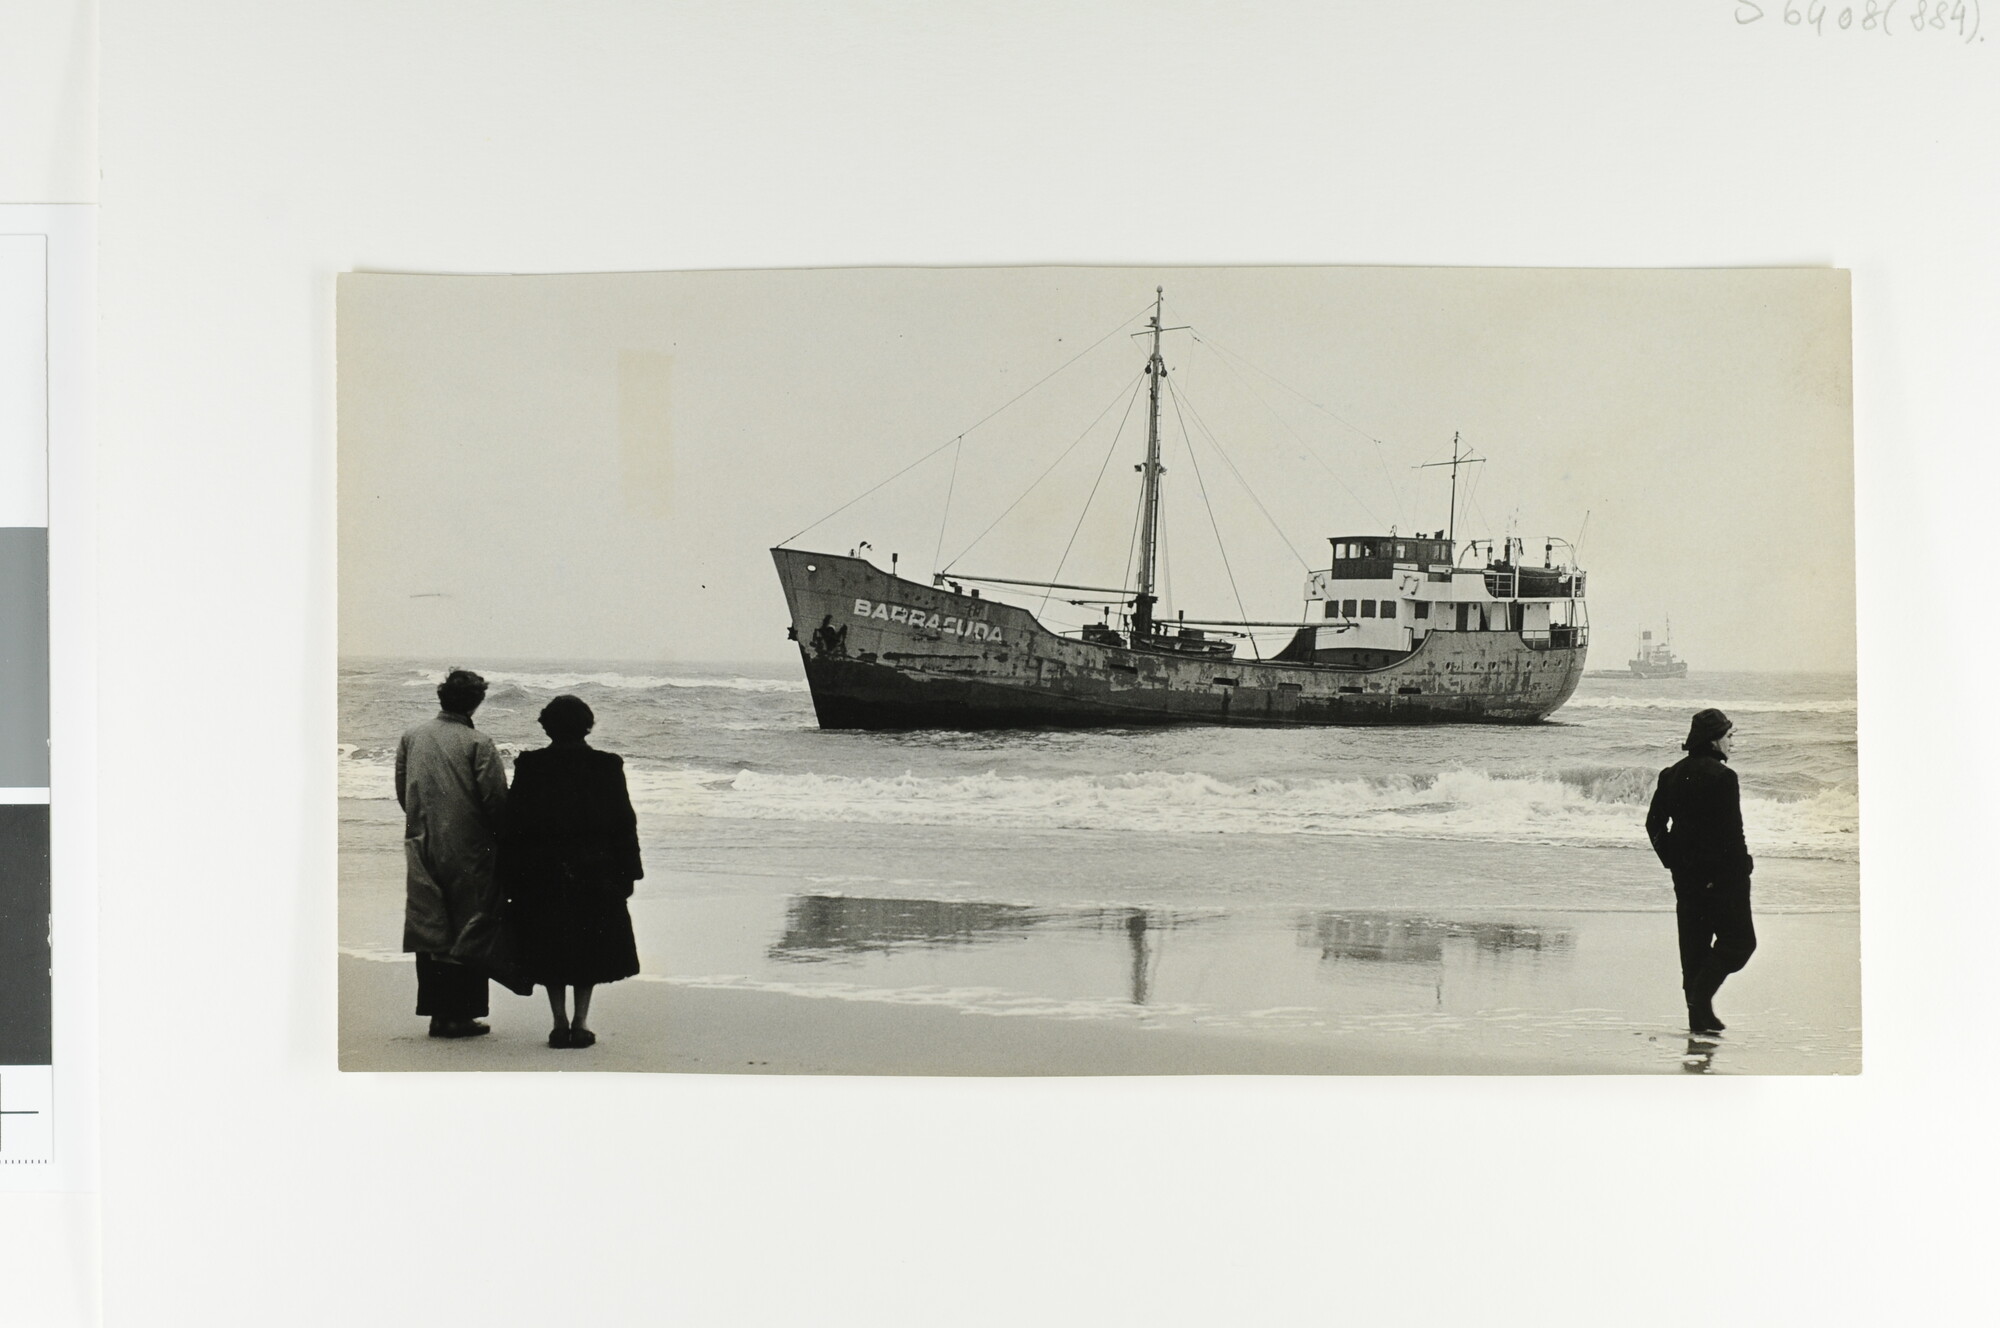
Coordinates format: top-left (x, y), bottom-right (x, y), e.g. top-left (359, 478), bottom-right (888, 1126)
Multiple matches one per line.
top-left (1297, 913), bottom-right (1574, 967)
top-left (769, 895), bottom-right (1201, 1006)
top-left (765, 894), bottom-right (1589, 1019)
top-left (769, 894), bottom-right (1043, 961)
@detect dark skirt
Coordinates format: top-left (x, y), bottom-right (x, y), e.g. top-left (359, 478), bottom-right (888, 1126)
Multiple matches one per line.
top-left (511, 880), bottom-right (640, 987)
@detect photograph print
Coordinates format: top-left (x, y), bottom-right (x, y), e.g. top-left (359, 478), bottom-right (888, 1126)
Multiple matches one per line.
top-left (337, 265), bottom-right (1857, 1075)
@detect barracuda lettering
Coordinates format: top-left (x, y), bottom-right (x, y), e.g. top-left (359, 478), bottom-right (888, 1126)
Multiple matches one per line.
top-left (852, 598), bottom-right (1002, 643)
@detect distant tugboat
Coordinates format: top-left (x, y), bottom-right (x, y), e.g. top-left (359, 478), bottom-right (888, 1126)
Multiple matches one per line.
top-left (773, 289), bottom-right (1591, 729)
top-left (1629, 624), bottom-right (1688, 679)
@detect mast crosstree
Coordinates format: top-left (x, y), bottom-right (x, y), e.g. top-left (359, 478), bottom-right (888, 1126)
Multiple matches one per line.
top-left (1417, 431), bottom-right (1484, 547)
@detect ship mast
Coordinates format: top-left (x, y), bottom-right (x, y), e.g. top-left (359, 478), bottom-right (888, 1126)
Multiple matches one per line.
top-left (1418, 431), bottom-right (1484, 551)
top-left (1134, 287), bottom-right (1169, 638)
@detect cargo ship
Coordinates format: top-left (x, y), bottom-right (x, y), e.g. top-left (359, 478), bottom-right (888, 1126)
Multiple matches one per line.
top-left (773, 290), bottom-right (1589, 729)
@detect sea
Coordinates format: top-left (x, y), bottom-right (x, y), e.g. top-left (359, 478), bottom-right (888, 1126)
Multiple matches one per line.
top-left (338, 661), bottom-right (1860, 1070)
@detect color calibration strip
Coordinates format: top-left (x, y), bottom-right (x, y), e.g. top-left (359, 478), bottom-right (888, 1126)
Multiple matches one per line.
top-left (0, 229), bottom-right (54, 1167)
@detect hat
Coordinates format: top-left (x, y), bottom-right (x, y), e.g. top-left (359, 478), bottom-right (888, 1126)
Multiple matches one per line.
top-left (1682, 708), bottom-right (1733, 751)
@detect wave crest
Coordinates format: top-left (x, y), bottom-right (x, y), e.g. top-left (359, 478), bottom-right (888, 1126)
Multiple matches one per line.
top-left (1564, 695), bottom-right (1855, 715)
top-left (616, 764), bottom-right (1857, 861)
top-left (399, 669), bottom-right (806, 695)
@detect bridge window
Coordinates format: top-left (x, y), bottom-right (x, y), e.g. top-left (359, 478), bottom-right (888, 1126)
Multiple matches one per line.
top-left (1381, 601), bottom-right (1397, 620)
top-left (1341, 599), bottom-right (1357, 617)
top-left (1394, 543), bottom-right (1407, 558)
top-left (1413, 601), bottom-right (1429, 620)
top-left (1360, 600), bottom-right (1377, 618)
top-left (1324, 601), bottom-right (1338, 618)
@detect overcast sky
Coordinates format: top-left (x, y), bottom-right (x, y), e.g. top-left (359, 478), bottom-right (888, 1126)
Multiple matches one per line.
top-left (339, 265), bottom-right (1852, 672)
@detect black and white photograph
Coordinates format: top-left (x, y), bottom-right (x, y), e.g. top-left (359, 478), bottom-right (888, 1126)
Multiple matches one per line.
top-left (338, 264), bottom-right (1856, 1075)
top-left (21, 2), bottom-right (1997, 1322)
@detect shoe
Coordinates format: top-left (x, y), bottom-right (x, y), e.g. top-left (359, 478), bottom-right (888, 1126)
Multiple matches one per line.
top-left (567, 1028), bottom-right (596, 1049)
top-left (547, 1028), bottom-right (572, 1049)
top-left (1687, 1003), bottom-right (1725, 1035)
top-left (428, 1019), bottom-right (491, 1039)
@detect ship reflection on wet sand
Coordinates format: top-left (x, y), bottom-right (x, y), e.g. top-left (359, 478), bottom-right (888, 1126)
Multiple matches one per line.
top-left (767, 893), bottom-right (1575, 1012)
top-left (768, 894), bottom-right (1211, 1006)
top-left (708, 888), bottom-right (1854, 1073)
top-left (1298, 913), bottom-right (1572, 966)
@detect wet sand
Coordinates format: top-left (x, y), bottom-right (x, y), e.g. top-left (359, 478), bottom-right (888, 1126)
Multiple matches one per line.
top-left (339, 952), bottom-right (1609, 1074)
top-left (339, 858), bottom-right (1861, 1076)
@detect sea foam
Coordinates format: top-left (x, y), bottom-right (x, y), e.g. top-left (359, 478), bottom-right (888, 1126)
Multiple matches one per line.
top-left (1563, 694), bottom-right (1856, 715)
top-left (398, 668), bottom-right (806, 694)
top-left (610, 763), bottom-right (1858, 862)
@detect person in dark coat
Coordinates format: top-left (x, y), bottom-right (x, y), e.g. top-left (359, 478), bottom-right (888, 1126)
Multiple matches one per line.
top-left (501, 694), bottom-right (643, 1049)
top-left (1646, 708), bottom-right (1756, 1035)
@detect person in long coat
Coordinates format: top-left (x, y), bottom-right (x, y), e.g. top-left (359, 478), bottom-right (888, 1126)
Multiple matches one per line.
top-left (502, 694), bottom-right (643, 1049)
top-left (396, 668), bottom-right (527, 1038)
top-left (1645, 707), bottom-right (1757, 1035)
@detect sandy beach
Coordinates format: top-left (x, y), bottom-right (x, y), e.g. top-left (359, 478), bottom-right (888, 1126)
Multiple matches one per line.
top-left (340, 857), bottom-right (1860, 1076)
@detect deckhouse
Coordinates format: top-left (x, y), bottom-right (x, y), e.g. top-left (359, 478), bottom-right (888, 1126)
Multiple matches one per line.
top-left (1277, 531), bottom-right (1588, 670)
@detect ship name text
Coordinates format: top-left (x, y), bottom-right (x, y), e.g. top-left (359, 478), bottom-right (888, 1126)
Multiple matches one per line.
top-left (853, 598), bottom-right (1005, 644)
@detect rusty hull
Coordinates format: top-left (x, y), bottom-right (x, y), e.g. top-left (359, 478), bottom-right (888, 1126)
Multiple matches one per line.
top-left (773, 548), bottom-right (1586, 730)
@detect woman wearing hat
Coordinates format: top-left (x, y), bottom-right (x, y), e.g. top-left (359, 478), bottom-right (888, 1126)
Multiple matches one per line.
top-left (1645, 708), bottom-right (1756, 1035)
top-left (501, 694), bottom-right (644, 1048)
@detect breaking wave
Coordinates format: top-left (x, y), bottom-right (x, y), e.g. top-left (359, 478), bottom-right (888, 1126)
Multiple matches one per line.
top-left (396, 668), bottom-right (806, 695)
top-left (336, 750), bottom-right (1855, 857)
top-left (1564, 695), bottom-right (1855, 715)
top-left (609, 764), bottom-right (1857, 861)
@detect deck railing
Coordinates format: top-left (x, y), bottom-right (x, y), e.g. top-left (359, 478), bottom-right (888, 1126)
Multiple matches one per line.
top-left (1521, 625), bottom-right (1589, 650)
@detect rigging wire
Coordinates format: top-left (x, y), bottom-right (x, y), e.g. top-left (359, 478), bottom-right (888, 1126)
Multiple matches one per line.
top-left (1366, 421), bottom-right (1411, 535)
top-left (1118, 460), bottom-right (1147, 613)
top-left (930, 435), bottom-right (963, 575)
top-left (1168, 378), bottom-right (1315, 573)
top-left (776, 300), bottom-right (1157, 549)
top-left (1039, 379), bottom-right (1148, 618)
top-left (942, 370), bottom-right (1146, 572)
top-left (1165, 380), bottom-right (1256, 657)
top-left (1465, 463), bottom-right (1498, 557)
top-left (1189, 333), bottom-right (1393, 531)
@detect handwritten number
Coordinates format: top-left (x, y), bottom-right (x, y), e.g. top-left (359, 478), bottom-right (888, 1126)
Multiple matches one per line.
top-left (1744, 0), bottom-right (1978, 36)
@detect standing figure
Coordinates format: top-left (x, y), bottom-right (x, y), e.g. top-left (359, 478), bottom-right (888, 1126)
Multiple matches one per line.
top-left (502, 694), bottom-right (643, 1049)
top-left (396, 668), bottom-right (520, 1038)
top-left (809, 613), bottom-right (848, 658)
top-left (1646, 708), bottom-right (1757, 1034)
